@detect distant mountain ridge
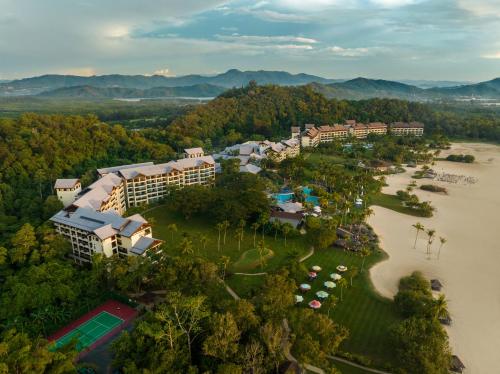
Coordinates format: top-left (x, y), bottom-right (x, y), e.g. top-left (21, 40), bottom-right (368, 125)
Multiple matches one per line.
top-left (38, 84), bottom-right (226, 98)
top-left (0, 69), bottom-right (338, 96)
top-left (0, 70), bottom-right (498, 101)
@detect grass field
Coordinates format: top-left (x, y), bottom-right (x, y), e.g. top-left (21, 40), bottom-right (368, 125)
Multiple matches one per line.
top-left (332, 361), bottom-right (374, 374)
top-left (300, 248), bottom-right (400, 368)
top-left (370, 193), bottom-right (428, 217)
top-left (145, 206), bottom-right (310, 274)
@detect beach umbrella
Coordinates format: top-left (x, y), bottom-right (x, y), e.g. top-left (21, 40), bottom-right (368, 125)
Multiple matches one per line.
top-left (299, 283), bottom-right (311, 291)
top-left (308, 271), bottom-right (318, 279)
top-left (330, 273), bottom-right (342, 281)
top-left (316, 290), bottom-right (329, 299)
top-left (324, 281), bottom-right (336, 289)
top-left (336, 265), bottom-right (348, 273)
top-left (309, 300), bottom-right (322, 309)
top-left (311, 265), bottom-right (322, 272)
top-left (295, 295), bottom-right (304, 303)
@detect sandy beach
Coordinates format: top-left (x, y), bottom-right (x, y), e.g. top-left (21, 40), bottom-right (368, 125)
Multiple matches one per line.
top-left (368, 143), bottom-right (500, 374)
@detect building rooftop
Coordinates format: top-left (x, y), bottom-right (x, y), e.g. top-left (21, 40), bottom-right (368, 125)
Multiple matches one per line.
top-left (71, 173), bottom-right (123, 211)
top-left (97, 162), bottom-right (154, 176)
top-left (55, 178), bottom-right (80, 189)
top-left (130, 236), bottom-right (161, 255)
top-left (184, 147), bottom-right (204, 155)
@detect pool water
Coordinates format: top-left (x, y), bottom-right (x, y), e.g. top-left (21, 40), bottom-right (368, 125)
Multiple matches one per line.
top-left (273, 187), bottom-right (320, 206)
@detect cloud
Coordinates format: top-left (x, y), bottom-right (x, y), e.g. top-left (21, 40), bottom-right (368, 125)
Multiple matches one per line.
top-left (148, 68), bottom-right (176, 77)
top-left (327, 45), bottom-right (372, 57)
top-left (482, 52), bottom-right (500, 59)
top-left (60, 67), bottom-right (97, 76)
top-left (457, 0), bottom-right (500, 17)
top-left (215, 34), bottom-right (318, 44)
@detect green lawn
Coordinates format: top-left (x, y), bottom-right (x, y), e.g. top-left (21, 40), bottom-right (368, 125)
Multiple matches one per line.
top-left (370, 193), bottom-right (427, 217)
top-left (145, 206), bottom-right (310, 274)
top-left (331, 361), bottom-right (373, 374)
top-left (300, 248), bottom-right (400, 368)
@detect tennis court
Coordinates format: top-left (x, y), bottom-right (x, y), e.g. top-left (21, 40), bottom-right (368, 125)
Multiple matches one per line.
top-left (52, 311), bottom-right (123, 351)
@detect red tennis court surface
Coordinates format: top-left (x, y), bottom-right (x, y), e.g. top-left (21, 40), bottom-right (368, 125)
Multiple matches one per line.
top-left (48, 300), bottom-right (137, 357)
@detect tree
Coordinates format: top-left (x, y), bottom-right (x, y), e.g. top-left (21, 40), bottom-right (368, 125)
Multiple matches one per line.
top-left (257, 271), bottom-right (295, 320)
top-left (337, 278), bottom-right (348, 301)
top-left (412, 222), bottom-right (425, 249)
top-left (10, 223), bottom-right (37, 265)
top-left (260, 322), bottom-right (284, 373)
top-left (0, 329), bottom-right (76, 373)
top-left (359, 247), bottom-right (370, 273)
top-left (179, 236), bottom-right (194, 255)
top-left (258, 213), bottom-right (269, 241)
top-left (347, 266), bottom-right (359, 286)
top-left (272, 221), bottom-right (281, 241)
top-left (199, 234), bottom-right (208, 253)
top-left (235, 227), bottom-right (244, 252)
top-left (437, 237), bottom-right (447, 260)
top-left (216, 222), bottom-right (224, 252)
top-left (281, 223), bottom-right (293, 247)
top-left (390, 317), bottom-right (451, 374)
top-left (323, 295), bottom-right (338, 317)
top-left (426, 229), bottom-right (436, 259)
top-left (203, 312), bottom-right (241, 361)
top-left (432, 294), bottom-right (449, 320)
top-left (219, 256), bottom-right (231, 280)
top-left (256, 240), bottom-right (269, 270)
top-left (222, 220), bottom-right (230, 245)
top-left (167, 223), bottom-right (178, 242)
top-left (251, 222), bottom-right (260, 248)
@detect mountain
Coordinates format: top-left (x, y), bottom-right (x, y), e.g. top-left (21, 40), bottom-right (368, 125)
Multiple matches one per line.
top-left (0, 69), bottom-right (337, 96)
top-left (311, 77), bottom-right (500, 100)
top-left (428, 78), bottom-right (500, 98)
top-left (38, 84), bottom-right (226, 98)
top-left (397, 80), bottom-right (473, 89)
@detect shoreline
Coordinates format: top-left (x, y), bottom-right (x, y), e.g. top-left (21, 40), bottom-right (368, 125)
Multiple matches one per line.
top-left (368, 142), bottom-right (500, 373)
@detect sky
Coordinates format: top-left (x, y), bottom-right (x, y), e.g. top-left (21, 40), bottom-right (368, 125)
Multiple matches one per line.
top-left (0, 0), bottom-right (499, 81)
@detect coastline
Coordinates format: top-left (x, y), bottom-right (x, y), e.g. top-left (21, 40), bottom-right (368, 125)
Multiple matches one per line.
top-left (368, 142), bottom-right (500, 373)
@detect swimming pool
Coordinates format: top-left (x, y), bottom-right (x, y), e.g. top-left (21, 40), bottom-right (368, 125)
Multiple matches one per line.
top-left (273, 187), bottom-right (320, 206)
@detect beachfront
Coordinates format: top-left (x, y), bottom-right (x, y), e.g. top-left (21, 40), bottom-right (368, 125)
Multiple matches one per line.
top-left (369, 143), bottom-right (500, 373)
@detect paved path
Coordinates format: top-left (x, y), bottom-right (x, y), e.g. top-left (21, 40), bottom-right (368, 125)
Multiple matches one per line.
top-left (233, 272), bottom-right (267, 276)
top-left (224, 283), bottom-right (240, 301)
top-left (327, 355), bottom-right (392, 374)
top-left (299, 247), bottom-right (315, 263)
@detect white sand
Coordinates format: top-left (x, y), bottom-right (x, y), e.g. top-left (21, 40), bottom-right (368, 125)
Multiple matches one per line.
top-left (368, 143), bottom-right (500, 374)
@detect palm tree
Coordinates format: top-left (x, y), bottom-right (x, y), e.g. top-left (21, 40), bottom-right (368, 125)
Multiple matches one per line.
top-left (412, 222), bottom-right (425, 249)
top-left (235, 227), bottom-right (244, 252)
top-left (221, 220), bottom-right (230, 245)
top-left (179, 237), bottom-right (194, 255)
top-left (323, 295), bottom-right (338, 317)
top-left (347, 266), bottom-right (359, 286)
top-left (281, 223), bottom-right (292, 247)
top-left (432, 294), bottom-right (449, 320)
top-left (437, 237), bottom-right (447, 260)
top-left (338, 278), bottom-right (348, 301)
top-left (216, 223), bottom-right (224, 252)
top-left (167, 223), bottom-right (178, 242)
top-left (259, 213), bottom-right (269, 241)
top-left (272, 221), bottom-right (281, 241)
top-left (426, 229), bottom-right (436, 259)
top-left (251, 222), bottom-right (260, 248)
top-left (219, 256), bottom-right (231, 280)
top-left (238, 219), bottom-right (246, 241)
top-left (257, 240), bottom-right (268, 270)
top-left (199, 235), bottom-right (208, 254)
top-left (359, 247), bottom-right (370, 273)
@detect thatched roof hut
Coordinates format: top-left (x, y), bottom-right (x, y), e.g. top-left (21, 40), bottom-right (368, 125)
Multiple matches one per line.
top-left (431, 279), bottom-right (443, 291)
top-left (450, 355), bottom-right (465, 373)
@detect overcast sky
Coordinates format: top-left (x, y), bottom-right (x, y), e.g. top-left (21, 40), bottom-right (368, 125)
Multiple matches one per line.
top-left (1, 0), bottom-right (499, 81)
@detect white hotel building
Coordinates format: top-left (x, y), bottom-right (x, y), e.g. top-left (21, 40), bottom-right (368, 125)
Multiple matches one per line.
top-left (51, 148), bottom-right (215, 263)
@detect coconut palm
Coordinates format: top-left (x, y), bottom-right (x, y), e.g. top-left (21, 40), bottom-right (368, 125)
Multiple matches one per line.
top-left (216, 223), bottom-right (224, 252)
top-left (257, 240), bottom-right (269, 270)
top-left (167, 223), bottom-right (178, 242)
top-left (338, 278), bottom-right (348, 301)
top-left (323, 295), bottom-right (338, 317)
top-left (359, 247), bottom-right (370, 273)
top-left (412, 222), bottom-right (425, 249)
top-left (238, 219), bottom-right (246, 241)
top-left (347, 266), bottom-right (359, 286)
top-left (199, 235), bottom-right (208, 254)
top-left (281, 223), bottom-right (293, 247)
top-left (426, 229), bottom-right (436, 259)
top-left (437, 237), bottom-right (447, 260)
top-left (259, 213), bottom-right (269, 241)
top-left (219, 255), bottom-right (231, 280)
top-left (432, 294), bottom-right (449, 320)
top-left (222, 220), bottom-right (230, 245)
top-left (272, 221), bottom-right (281, 241)
top-left (235, 227), bottom-right (244, 252)
top-left (179, 237), bottom-right (194, 255)
top-left (251, 222), bottom-right (260, 248)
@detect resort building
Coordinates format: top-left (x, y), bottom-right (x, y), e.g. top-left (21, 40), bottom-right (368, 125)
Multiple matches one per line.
top-left (51, 207), bottom-right (162, 264)
top-left (214, 138), bottom-right (300, 172)
top-left (390, 122), bottom-right (424, 136)
top-left (297, 120), bottom-right (421, 147)
top-left (55, 179), bottom-right (82, 207)
top-left (184, 147), bottom-right (205, 158)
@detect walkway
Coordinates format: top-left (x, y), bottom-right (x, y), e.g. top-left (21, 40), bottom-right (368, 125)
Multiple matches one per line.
top-left (233, 272), bottom-right (267, 276)
top-left (327, 355), bottom-right (392, 374)
top-left (298, 247), bottom-right (315, 263)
